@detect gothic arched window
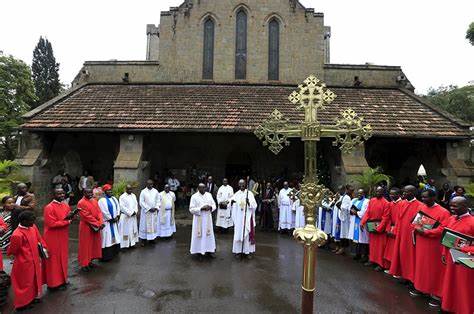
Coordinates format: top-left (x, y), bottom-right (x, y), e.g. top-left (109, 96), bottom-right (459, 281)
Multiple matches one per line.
top-left (203, 17), bottom-right (215, 80)
top-left (268, 18), bottom-right (280, 81)
top-left (235, 9), bottom-right (247, 80)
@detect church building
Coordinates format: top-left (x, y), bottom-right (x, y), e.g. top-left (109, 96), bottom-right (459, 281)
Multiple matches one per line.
top-left (17, 0), bottom-right (472, 205)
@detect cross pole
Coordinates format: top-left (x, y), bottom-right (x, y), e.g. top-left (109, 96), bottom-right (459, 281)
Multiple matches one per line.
top-left (254, 75), bottom-right (373, 314)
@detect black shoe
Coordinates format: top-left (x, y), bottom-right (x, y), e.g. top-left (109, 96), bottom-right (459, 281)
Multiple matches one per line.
top-left (206, 252), bottom-right (216, 259)
top-left (409, 289), bottom-right (421, 297)
top-left (234, 254), bottom-right (241, 259)
top-left (428, 298), bottom-right (440, 307)
top-left (246, 254), bottom-right (253, 260)
top-left (81, 266), bottom-right (91, 272)
top-left (363, 261), bottom-right (373, 267)
top-left (374, 266), bottom-right (383, 272)
top-left (58, 284), bottom-right (67, 291)
top-left (32, 298), bottom-right (42, 304)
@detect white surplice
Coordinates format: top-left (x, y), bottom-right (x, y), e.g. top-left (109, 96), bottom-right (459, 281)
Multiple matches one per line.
top-left (216, 185), bottom-right (234, 228)
top-left (189, 192), bottom-right (216, 255)
top-left (349, 197), bottom-right (369, 244)
top-left (278, 188), bottom-right (293, 230)
top-left (98, 196), bottom-right (121, 248)
top-left (231, 189), bottom-right (257, 254)
top-left (318, 200), bottom-right (333, 235)
top-left (139, 187), bottom-right (161, 240)
top-left (118, 192), bottom-right (139, 248)
top-left (293, 199), bottom-right (305, 229)
top-left (338, 194), bottom-right (352, 239)
top-left (158, 191), bottom-right (176, 237)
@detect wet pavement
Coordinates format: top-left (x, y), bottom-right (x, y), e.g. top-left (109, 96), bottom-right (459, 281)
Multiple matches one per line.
top-left (1, 224), bottom-right (434, 313)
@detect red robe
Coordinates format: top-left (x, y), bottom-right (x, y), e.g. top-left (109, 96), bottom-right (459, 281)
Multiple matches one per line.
top-left (381, 199), bottom-right (403, 265)
top-left (412, 203), bottom-right (451, 297)
top-left (389, 198), bottom-right (423, 282)
top-left (43, 200), bottom-right (71, 288)
top-left (77, 197), bottom-right (103, 267)
top-left (7, 225), bottom-right (46, 309)
top-left (441, 214), bottom-right (474, 314)
top-left (0, 216), bottom-right (7, 271)
top-left (361, 197), bottom-right (389, 268)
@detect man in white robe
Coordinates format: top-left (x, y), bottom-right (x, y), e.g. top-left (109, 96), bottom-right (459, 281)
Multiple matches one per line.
top-left (349, 188), bottom-right (370, 262)
top-left (139, 179), bottom-right (160, 245)
top-left (158, 184), bottom-right (177, 238)
top-left (231, 179), bottom-right (257, 258)
top-left (336, 185), bottom-right (354, 255)
top-left (189, 183), bottom-right (216, 258)
top-left (278, 181), bottom-right (293, 233)
top-left (97, 184), bottom-right (120, 261)
top-left (293, 196), bottom-right (306, 229)
top-left (216, 178), bottom-right (234, 232)
top-left (118, 185), bottom-right (139, 248)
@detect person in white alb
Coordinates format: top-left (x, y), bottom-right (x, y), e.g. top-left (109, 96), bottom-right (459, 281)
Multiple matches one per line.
top-left (216, 178), bottom-right (234, 232)
top-left (189, 183), bottom-right (216, 259)
top-left (139, 179), bottom-right (161, 245)
top-left (278, 181), bottom-right (293, 233)
top-left (118, 185), bottom-right (139, 249)
top-left (158, 184), bottom-right (177, 238)
top-left (167, 173), bottom-right (180, 193)
top-left (293, 193), bottom-right (305, 229)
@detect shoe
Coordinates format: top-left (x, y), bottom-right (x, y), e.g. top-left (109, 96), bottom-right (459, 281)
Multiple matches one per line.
top-left (246, 254), bottom-right (253, 260)
top-left (32, 298), bottom-right (42, 304)
top-left (359, 257), bottom-right (369, 264)
top-left (428, 298), bottom-right (440, 307)
top-left (58, 285), bottom-right (67, 291)
top-left (363, 262), bottom-right (373, 267)
top-left (80, 266), bottom-right (91, 272)
top-left (384, 269), bottom-right (391, 275)
top-left (234, 254), bottom-right (241, 260)
top-left (335, 248), bottom-right (345, 255)
top-left (206, 253), bottom-right (216, 259)
top-left (409, 289), bottom-right (421, 297)
top-left (374, 266), bottom-right (383, 272)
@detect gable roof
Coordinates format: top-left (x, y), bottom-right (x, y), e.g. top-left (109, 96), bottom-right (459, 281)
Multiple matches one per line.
top-left (22, 83), bottom-right (469, 139)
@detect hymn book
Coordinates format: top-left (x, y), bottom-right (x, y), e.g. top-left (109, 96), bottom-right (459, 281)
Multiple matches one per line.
top-left (441, 228), bottom-right (473, 250)
top-left (449, 248), bottom-right (474, 269)
top-left (411, 211), bottom-right (439, 231)
top-left (366, 220), bottom-right (381, 233)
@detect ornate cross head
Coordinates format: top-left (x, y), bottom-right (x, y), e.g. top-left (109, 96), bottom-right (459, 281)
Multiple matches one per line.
top-left (254, 109), bottom-right (290, 155)
top-left (333, 109), bottom-right (373, 154)
top-left (288, 75), bottom-right (336, 113)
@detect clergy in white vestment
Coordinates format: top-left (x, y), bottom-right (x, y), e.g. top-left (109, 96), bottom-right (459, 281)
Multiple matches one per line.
top-left (278, 182), bottom-right (293, 231)
top-left (189, 183), bottom-right (217, 257)
top-left (335, 185), bottom-right (354, 255)
top-left (293, 197), bottom-right (305, 229)
top-left (158, 185), bottom-right (177, 238)
top-left (230, 179), bottom-right (257, 258)
top-left (216, 178), bottom-right (234, 230)
top-left (118, 185), bottom-right (139, 248)
top-left (318, 199), bottom-right (333, 235)
top-left (139, 180), bottom-right (161, 244)
top-left (98, 184), bottom-right (121, 261)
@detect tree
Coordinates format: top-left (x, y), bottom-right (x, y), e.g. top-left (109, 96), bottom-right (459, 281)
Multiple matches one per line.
top-left (32, 37), bottom-right (61, 108)
top-left (0, 54), bottom-right (37, 160)
top-left (424, 85), bottom-right (474, 124)
top-left (466, 22), bottom-right (474, 46)
top-left (354, 167), bottom-right (391, 197)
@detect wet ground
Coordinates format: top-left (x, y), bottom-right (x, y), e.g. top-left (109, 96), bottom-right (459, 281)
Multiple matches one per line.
top-left (1, 223), bottom-right (434, 313)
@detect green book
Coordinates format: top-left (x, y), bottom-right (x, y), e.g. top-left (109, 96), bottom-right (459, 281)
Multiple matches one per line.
top-left (441, 229), bottom-right (473, 249)
top-left (459, 257), bottom-right (474, 269)
top-left (366, 220), bottom-right (381, 233)
top-left (449, 248), bottom-right (474, 269)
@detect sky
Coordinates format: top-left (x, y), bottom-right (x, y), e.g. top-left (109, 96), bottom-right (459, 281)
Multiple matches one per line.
top-left (0, 0), bottom-right (473, 94)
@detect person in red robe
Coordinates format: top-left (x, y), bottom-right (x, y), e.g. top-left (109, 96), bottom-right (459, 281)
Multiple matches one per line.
top-left (441, 196), bottom-right (474, 314)
top-left (360, 186), bottom-right (389, 271)
top-left (389, 185), bottom-right (422, 284)
top-left (43, 188), bottom-right (75, 290)
top-left (77, 188), bottom-right (104, 272)
top-left (7, 210), bottom-right (47, 311)
top-left (411, 189), bottom-right (451, 305)
top-left (380, 188), bottom-right (402, 271)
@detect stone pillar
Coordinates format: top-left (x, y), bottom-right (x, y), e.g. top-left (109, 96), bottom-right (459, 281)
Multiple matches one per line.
top-left (114, 134), bottom-right (149, 190)
top-left (442, 141), bottom-right (473, 186)
top-left (337, 145), bottom-right (369, 187)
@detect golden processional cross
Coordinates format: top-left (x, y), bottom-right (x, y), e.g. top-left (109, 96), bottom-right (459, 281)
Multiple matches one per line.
top-left (254, 75), bottom-right (373, 314)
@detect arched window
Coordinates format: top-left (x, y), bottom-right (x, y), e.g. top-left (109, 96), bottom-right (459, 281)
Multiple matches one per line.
top-left (235, 9), bottom-right (247, 80)
top-left (202, 17), bottom-right (215, 80)
top-left (268, 18), bottom-right (280, 81)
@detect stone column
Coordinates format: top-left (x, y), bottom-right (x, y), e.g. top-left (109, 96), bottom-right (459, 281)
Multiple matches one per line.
top-left (114, 134), bottom-right (149, 190)
top-left (442, 141), bottom-right (473, 186)
top-left (337, 145), bottom-right (369, 186)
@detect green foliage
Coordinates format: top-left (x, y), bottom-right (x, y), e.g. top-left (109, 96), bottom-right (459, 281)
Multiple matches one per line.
top-left (32, 37), bottom-right (61, 108)
top-left (354, 167), bottom-right (391, 197)
top-left (112, 181), bottom-right (138, 198)
top-left (0, 160), bottom-right (19, 176)
top-left (466, 182), bottom-right (474, 197)
top-left (424, 85), bottom-right (474, 124)
top-left (467, 22), bottom-right (474, 46)
top-left (0, 160), bottom-right (26, 198)
top-left (0, 54), bottom-right (37, 160)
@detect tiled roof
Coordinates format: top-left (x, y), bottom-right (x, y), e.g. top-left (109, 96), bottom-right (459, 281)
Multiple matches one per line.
top-left (22, 84), bottom-right (469, 138)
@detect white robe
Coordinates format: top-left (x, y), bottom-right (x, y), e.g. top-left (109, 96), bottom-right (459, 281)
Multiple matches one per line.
top-left (189, 192), bottom-right (216, 255)
top-left (332, 196), bottom-right (342, 239)
top-left (139, 188), bottom-right (161, 240)
top-left (158, 191), bottom-right (177, 237)
top-left (318, 200), bottom-right (333, 235)
top-left (98, 196), bottom-right (120, 248)
top-left (349, 198), bottom-right (369, 244)
top-left (231, 189), bottom-right (257, 254)
top-left (293, 199), bottom-right (305, 229)
top-left (338, 194), bottom-right (352, 239)
top-left (278, 188), bottom-right (293, 230)
top-left (216, 185), bottom-right (234, 228)
top-left (118, 192), bottom-right (139, 248)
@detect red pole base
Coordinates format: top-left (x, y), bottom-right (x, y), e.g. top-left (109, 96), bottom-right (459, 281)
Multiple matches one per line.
top-left (301, 289), bottom-right (314, 314)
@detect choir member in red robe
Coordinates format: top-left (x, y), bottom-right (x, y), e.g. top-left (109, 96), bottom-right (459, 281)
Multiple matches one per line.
top-left (360, 186), bottom-right (389, 270)
top-left (389, 185), bottom-right (422, 283)
top-left (77, 189), bottom-right (104, 272)
top-left (411, 189), bottom-right (451, 305)
top-left (380, 188), bottom-right (402, 271)
top-left (7, 211), bottom-right (47, 311)
top-left (43, 188), bottom-right (75, 290)
top-left (0, 213), bottom-right (8, 272)
top-left (441, 197), bottom-right (474, 314)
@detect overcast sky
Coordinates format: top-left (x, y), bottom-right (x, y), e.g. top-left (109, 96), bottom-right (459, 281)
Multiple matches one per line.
top-left (1, 0), bottom-right (472, 94)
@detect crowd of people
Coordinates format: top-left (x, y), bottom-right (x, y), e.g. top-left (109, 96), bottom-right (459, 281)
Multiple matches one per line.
top-left (0, 175), bottom-right (472, 313)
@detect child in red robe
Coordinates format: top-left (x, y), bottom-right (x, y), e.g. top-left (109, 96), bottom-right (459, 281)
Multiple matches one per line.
top-left (441, 196), bottom-right (474, 314)
top-left (43, 188), bottom-right (75, 290)
top-left (411, 189), bottom-right (450, 306)
top-left (77, 189), bottom-right (104, 272)
top-left (361, 186), bottom-right (389, 270)
top-left (7, 210), bottom-right (47, 311)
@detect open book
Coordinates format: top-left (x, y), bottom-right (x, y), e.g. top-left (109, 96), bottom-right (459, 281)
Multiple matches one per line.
top-left (411, 211), bottom-right (439, 231)
top-left (449, 248), bottom-right (474, 269)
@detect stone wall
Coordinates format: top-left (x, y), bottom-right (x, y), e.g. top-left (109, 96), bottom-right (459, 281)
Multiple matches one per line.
top-left (324, 64), bottom-right (407, 88)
